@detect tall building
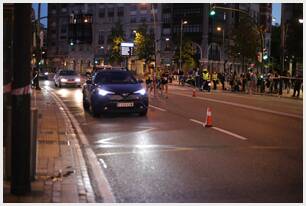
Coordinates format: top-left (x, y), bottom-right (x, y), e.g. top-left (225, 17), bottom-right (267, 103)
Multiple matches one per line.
top-left (47, 3), bottom-right (272, 75)
top-left (281, 3), bottom-right (303, 75)
top-left (47, 3), bottom-right (162, 74)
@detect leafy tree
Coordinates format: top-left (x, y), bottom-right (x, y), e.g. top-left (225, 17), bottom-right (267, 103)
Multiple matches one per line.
top-left (228, 16), bottom-right (261, 70)
top-left (133, 23), bottom-right (155, 71)
top-left (173, 39), bottom-right (198, 73)
top-left (109, 21), bottom-right (124, 65)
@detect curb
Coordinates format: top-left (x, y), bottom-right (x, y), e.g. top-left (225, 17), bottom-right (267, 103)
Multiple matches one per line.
top-left (47, 88), bottom-right (116, 203)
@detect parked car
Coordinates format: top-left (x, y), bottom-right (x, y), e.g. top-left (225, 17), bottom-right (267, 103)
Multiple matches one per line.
top-left (82, 69), bottom-right (148, 117)
top-left (54, 69), bottom-right (81, 88)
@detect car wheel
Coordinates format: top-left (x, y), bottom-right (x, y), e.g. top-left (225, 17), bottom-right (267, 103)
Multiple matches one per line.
top-left (139, 109), bottom-right (148, 116)
top-left (90, 100), bottom-right (101, 117)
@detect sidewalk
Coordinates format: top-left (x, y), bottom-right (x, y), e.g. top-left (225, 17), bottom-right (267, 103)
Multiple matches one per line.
top-left (4, 89), bottom-right (96, 203)
top-left (170, 79), bottom-right (303, 100)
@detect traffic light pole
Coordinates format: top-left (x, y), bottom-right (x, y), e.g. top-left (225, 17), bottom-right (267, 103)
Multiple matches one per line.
top-left (11, 4), bottom-right (32, 195)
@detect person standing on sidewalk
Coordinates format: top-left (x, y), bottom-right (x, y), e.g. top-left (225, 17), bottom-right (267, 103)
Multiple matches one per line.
top-left (195, 67), bottom-right (200, 89)
top-left (202, 68), bottom-right (210, 91)
top-left (292, 74), bottom-right (302, 98)
top-left (219, 72), bottom-right (225, 90)
top-left (212, 71), bottom-right (218, 90)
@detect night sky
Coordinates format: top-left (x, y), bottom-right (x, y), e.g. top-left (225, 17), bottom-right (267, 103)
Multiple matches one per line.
top-left (32, 3), bottom-right (282, 28)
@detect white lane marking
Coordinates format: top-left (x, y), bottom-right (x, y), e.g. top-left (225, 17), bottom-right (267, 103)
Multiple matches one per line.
top-left (149, 105), bottom-right (167, 112)
top-left (189, 119), bottom-right (248, 141)
top-left (99, 158), bottom-right (108, 169)
top-left (211, 127), bottom-right (248, 141)
top-left (48, 88), bottom-right (116, 203)
top-left (173, 92), bottom-right (302, 119)
top-left (190, 118), bottom-right (204, 125)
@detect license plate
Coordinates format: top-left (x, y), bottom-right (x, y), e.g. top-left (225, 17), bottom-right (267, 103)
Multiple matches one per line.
top-left (117, 102), bottom-right (134, 107)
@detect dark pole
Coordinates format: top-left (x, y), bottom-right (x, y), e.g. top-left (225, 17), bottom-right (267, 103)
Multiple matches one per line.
top-left (11, 3), bottom-right (32, 195)
top-left (35, 3), bottom-right (41, 89)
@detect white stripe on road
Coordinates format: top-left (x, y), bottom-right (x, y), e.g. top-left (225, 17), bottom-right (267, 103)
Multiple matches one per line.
top-left (189, 118), bottom-right (248, 141)
top-left (190, 118), bottom-right (204, 125)
top-left (211, 127), bottom-right (248, 140)
top-left (149, 105), bottom-right (167, 112)
top-left (173, 92), bottom-right (302, 119)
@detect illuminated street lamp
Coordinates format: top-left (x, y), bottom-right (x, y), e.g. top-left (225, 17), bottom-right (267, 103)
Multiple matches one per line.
top-left (165, 38), bottom-right (170, 41)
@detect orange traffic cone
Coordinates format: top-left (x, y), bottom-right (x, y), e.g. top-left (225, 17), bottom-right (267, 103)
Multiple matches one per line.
top-left (204, 107), bottom-right (213, 127)
top-left (192, 89), bottom-right (196, 97)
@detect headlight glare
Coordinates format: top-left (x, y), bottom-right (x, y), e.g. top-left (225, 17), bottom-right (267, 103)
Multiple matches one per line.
top-left (75, 78), bottom-right (81, 82)
top-left (134, 88), bottom-right (146, 95)
top-left (98, 88), bottom-right (114, 96)
top-left (61, 78), bottom-right (67, 82)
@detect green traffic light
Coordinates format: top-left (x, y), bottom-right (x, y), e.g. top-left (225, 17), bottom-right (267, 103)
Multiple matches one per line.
top-left (210, 10), bottom-right (216, 16)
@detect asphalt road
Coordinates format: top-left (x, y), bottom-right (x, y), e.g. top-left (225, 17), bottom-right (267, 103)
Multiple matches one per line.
top-left (40, 80), bottom-right (303, 203)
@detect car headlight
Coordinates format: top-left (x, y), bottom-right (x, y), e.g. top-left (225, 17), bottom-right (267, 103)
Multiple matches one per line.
top-left (97, 88), bottom-right (114, 96)
top-left (134, 88), bottom-right (146, 95)
top-left (44, 72), bottom-right (48, 75)
top-left (61, 78), bottom-right (67, 82)
top-left (75, 78), bottom-right (81, 82)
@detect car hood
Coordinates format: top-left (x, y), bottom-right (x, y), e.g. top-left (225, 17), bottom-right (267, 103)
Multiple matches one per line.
top-left (59, 75), bottom-right (80, 79)
top-left (99, 83), bottom-right (143, 94)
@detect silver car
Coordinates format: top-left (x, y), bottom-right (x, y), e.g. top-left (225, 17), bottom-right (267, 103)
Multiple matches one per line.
top-left (54, 69), bottom-right (81, 88)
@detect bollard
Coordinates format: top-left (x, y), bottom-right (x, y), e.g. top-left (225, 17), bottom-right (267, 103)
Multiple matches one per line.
top-left (30, 107), bottom-right (38, 181)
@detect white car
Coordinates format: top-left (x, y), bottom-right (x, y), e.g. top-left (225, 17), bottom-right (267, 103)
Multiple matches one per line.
top-left (54, 69), bottom-right (81, 88)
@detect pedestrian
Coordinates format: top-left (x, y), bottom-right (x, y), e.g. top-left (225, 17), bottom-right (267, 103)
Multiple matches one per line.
top-left (202, 68), bottom-right (210, 91)
top-left (145, 72), bottom-right (153, 95)
top-left (32, 67), bottom-right (40, 90)
top-left (292, 74), bottom-right (302, 98)
top-left (212, 71), bottom-right (218, 90)
top-left (161, 69), bottom-right (169, 98)
top-left (246, 69), bottom-right (252, 94)
top-left (195, 67), bottom-right (200, 89)
top-left (219, 72), bottom-right (225, 90)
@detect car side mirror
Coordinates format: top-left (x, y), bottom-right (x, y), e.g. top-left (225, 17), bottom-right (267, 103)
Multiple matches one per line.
top-left (86, 79), bottom-right (92, 84)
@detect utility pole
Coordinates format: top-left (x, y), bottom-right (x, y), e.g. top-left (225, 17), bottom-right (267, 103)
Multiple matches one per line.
top-left (11, 4), bottom-right (32, 195)
top-left (35, 3), bottom-right (41, 90)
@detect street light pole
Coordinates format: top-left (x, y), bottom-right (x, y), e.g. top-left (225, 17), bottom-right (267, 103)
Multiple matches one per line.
top-left (179, 20), bottom-right (187, 72)
top-left (151, 4), bottom-right (157, 96)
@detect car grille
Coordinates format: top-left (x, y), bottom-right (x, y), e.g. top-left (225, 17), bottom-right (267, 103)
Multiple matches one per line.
top-left (109, 94), bottom-right (140, 100)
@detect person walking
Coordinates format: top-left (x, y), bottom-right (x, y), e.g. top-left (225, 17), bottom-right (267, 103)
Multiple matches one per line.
top-left (145, 72), bottom-right (153, 95)
top-left (161, 69), bottom-right (169, 98)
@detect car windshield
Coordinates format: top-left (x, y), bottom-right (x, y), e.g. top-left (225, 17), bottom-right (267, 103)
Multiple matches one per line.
top-left (59, 70), bottom-right (76, 76)
top-left (94, 71), bottom-right (138, 84)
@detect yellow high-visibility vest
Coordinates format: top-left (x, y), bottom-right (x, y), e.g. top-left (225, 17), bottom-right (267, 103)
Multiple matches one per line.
top-left (203, 73), bottom-right (210, 80)
top-left (212, 73), bottom-right (218, 80)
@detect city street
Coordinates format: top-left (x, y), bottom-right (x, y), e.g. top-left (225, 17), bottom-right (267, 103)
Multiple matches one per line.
top-left (40, 79), bottom-right (302, 203)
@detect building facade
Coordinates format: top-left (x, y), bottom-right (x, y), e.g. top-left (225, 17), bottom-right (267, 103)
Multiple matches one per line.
top-left (47, 3), bottom-right (162, 74)
top-left (47, 3), bottom-right (272, 75)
